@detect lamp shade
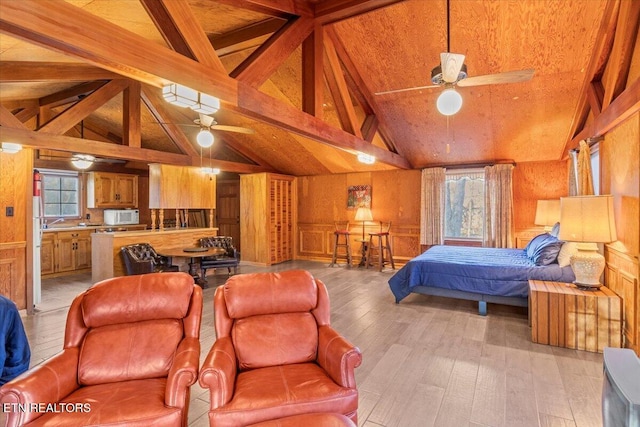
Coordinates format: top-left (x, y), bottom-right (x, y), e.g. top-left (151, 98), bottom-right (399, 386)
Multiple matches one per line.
top-left (559, 195), bottom-right (616, 243)
top-left (436, 88), bottom-right (463, 116)
top-left (71, 154), bottom-right (95, 170)
top-left (354, 207), bottom-right (373, 222)
top-left (534, 199), bottom-right (561, 227)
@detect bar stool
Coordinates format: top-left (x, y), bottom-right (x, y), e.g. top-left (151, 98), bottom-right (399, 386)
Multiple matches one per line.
top-left (329, 221), bottom-right (352, 268)
top-left (366, 221), bottom-right (395, 272)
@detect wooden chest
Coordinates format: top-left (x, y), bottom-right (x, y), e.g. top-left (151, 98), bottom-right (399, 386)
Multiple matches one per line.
top-left (529, 280), bottom-right (622, 352)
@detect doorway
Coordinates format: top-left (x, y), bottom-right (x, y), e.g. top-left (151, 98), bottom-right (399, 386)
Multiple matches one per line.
top-left (216, 179), bottom-right (240, 252)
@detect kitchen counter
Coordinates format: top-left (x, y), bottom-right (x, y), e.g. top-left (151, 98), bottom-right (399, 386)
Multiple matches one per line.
top-left (91, 227), bottom-right (219, 282)
top-left (42, 224), bottom-right (147, 233)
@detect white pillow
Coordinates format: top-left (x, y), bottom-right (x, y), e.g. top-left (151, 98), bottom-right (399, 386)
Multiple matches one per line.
top-left (557, 242), bottom-right (579, 267)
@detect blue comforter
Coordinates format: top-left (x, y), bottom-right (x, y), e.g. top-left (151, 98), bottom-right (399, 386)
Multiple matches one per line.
top-left (388, 245), bottom-right (575, 302)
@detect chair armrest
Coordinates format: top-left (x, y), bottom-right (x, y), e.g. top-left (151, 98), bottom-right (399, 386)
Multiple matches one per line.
top-left (165, 337), bottom-right (200, 408)
top-left (317, 326), bottom-right (362, 388)
top-left (198, 336), bottom-right (237, 409)
top-left (0, 348), bottom-right (80, 427)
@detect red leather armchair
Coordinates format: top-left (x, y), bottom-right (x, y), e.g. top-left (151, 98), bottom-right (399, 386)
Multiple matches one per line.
top-left (0, 272), bottom-right (202, 427)
top-left (199, 270), bottom-right (362, 427)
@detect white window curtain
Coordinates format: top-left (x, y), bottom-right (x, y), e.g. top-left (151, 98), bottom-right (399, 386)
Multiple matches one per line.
top-left (576, 140), bottom-right (595, 195)
top-left (420, 167), bottom-right (445, 246)
top-left (568, 150), bottom-right (578, 196)
top-left (483, 163), bottom-right (514, 248)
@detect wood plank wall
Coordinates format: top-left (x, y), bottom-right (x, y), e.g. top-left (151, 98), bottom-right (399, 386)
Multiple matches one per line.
top-left (602, 111), bottom-right (640, 355)
top-left (0, 148), bottom-right (31, 309)
top-left (296, 164), bottom-right (569, 263)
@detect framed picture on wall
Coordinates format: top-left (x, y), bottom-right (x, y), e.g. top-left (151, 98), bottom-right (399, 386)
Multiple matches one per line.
top-left (347, 185), bottom-right (371, 209)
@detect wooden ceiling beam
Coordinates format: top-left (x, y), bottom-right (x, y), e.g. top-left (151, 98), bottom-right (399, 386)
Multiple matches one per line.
top-left (13, 104), bottom-right (39, 124)
top-left (563, 0), bottom-right (619, 155)
top-left (39, 81), bottom-right (107, 108)
top-left (230, 16), bottom-right (315, 88)
top-left (210, 18), bottom-right (285, 51)
top-left (323, 34), bottom-right (362, 137)
top-left (0, 0), bottom-right (237, 102)
top-left (214, 0), bottom-right (312, 19)
top-left (0, 61), bottom-right (120, 81)
top-left (140, 85), bottom-right (199, 157)
top-left (38, 79), bottom-right (129, 135)
top-left (601, 0), bottom-right (640, 109)
top-left (123, 81), bottom-right (141, 148)
top-left (314, 0), bottom-right (406, 25)
top-left (586, 81), bottom-right (604, 117)
top-left (567, 77), bottom-right (640, 150)
top-left (141, 0), bottom-right (226, 73)
top-left (302, 24), bottom-right (324, 118)
top-left (0, 0), bottom-right (411, 169)
top-left (0, 104), bottom-right (29, 129)
top-left (1, 127), bottom-right (272, 174)
top-left (360, 115), bottom-right (378, 142)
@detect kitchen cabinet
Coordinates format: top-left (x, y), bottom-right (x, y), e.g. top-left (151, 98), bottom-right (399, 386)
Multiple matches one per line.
top-left (87, 172), bottom-right (138, 208)
top-left (40, 233), bottom-right (56, 275)
top-left (240, 173), bottom-right (296, 265)
top-left (148, 164), bottom-right (216, 208)
top-left (41, 230), bottom-right (92, 276)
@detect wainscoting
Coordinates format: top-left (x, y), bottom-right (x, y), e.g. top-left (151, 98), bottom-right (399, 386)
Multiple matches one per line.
top-left (296, 222), bottom-right (421, 266)
top-left (605, 244), bottom-right (639, 355)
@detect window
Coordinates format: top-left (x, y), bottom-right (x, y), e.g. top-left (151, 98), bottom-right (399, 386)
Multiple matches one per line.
top-left (590, 142), bottom-right (600, 195)
top-left (41, 170), bottom-right (80, 218)
top-left (444, 169), bottom-right (484, 240)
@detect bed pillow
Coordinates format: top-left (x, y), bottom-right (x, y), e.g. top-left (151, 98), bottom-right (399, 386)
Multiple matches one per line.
top-left (525, 233), bottom-right (563, 266)
top-left (557, 242), bottom-right (579, 267)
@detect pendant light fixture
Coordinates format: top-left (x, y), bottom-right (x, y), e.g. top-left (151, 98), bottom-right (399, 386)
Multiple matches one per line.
top-left (436, 86), bottom-right (463, 116)
top-left (197, 129), bottom-right (214, 148)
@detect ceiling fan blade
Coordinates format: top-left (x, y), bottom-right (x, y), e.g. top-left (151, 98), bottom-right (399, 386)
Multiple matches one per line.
top-left (457, 68), bottom-right (535, 87)
top-left (210, 124), bottom-right (255, 134)
top-left (374, 84), bottom-right (440, 96)
top-left (441, 52), bottom-right (465, 83)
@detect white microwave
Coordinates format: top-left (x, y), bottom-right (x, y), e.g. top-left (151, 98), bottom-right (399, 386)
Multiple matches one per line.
top-left (104, 209), bottom-right (139, 226)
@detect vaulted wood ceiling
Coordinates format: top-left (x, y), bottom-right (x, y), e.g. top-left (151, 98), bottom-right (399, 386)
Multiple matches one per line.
top-left (0, 0), bottom-right (638, 176)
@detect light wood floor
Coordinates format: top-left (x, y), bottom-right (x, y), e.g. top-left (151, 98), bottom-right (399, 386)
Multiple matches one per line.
top-left (26, 261), bottom-right (604, 427)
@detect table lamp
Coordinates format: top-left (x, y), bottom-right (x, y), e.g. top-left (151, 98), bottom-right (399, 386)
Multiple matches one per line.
top-left (354, 207), bottom-right (373, 240)
top-left (558, 195), bottom-right (617, 290)
top-left (534, 199), bottom-right (560, 231)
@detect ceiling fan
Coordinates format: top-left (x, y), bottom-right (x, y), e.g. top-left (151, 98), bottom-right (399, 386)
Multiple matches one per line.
top-left (374, 1), bottom-right (534, 115)
top-left (165, 113), bottom-right (254, 148)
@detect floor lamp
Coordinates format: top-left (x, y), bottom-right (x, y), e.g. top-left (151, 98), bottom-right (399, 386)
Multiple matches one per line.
top-left (354, 207), bottom-right (373, 240)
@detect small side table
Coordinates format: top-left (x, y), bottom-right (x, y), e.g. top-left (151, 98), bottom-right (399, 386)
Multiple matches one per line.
top-left (356, 239), bottom-right (369, 267)
top-left (529, 280), bottom-right (622, 353)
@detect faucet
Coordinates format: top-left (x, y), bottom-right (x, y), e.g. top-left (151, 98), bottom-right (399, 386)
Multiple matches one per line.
top-left (44, 218), bottom-right (64, 229)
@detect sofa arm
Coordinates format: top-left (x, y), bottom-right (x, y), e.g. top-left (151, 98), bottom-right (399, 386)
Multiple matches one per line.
top-left (317, 326), bottom-right (362, 388)
top-left (199, 336), bottom-right (237, 409)
top-left (0, 348), bottom-right (80, 427)
top-left (165, 337), bottom-right (200, 408)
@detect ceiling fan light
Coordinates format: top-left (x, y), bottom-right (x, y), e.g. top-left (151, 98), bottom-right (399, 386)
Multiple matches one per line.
top-left (357, 152), bottom-right (376, 164)
top-left (162, 83), bottom-right (198, 108)
top-left (197, 129), bottom-right (214, 148)
top-left (190, 93), bottom-right (220, 115)
top-left (201, 167), bottom-right (221, 175)
top-left (436, 88), bottom-right (463, 116)
top-left (71, 154), bottom-right (95, 170)
top-left (0, 142), bottom-right (23, 154)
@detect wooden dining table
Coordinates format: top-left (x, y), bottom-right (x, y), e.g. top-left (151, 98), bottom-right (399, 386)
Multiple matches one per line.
top-left (156, 247), bottom-right (225, 287)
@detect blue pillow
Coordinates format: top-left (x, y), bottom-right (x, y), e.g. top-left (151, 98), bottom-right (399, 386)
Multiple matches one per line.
top-left (525, 233), bottom-right (563, 266)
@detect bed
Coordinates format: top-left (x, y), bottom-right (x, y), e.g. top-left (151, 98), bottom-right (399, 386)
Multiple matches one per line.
top-left (388, 235), bottom-right (576, 315)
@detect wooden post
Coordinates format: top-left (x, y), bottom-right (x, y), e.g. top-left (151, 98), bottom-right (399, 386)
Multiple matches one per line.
top-left (209, 209), bottom-right (214, 228)
top-left (150, 209), bottom-right (156, 230)
top-left (159, 209), bottom-right (164, 231)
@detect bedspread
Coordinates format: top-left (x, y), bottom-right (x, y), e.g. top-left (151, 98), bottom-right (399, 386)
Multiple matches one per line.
top-left (388, 245), bottom-right (575, 302)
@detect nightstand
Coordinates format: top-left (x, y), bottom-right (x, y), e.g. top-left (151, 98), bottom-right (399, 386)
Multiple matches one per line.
top-left (529, 280), bottom-right (622, 353)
